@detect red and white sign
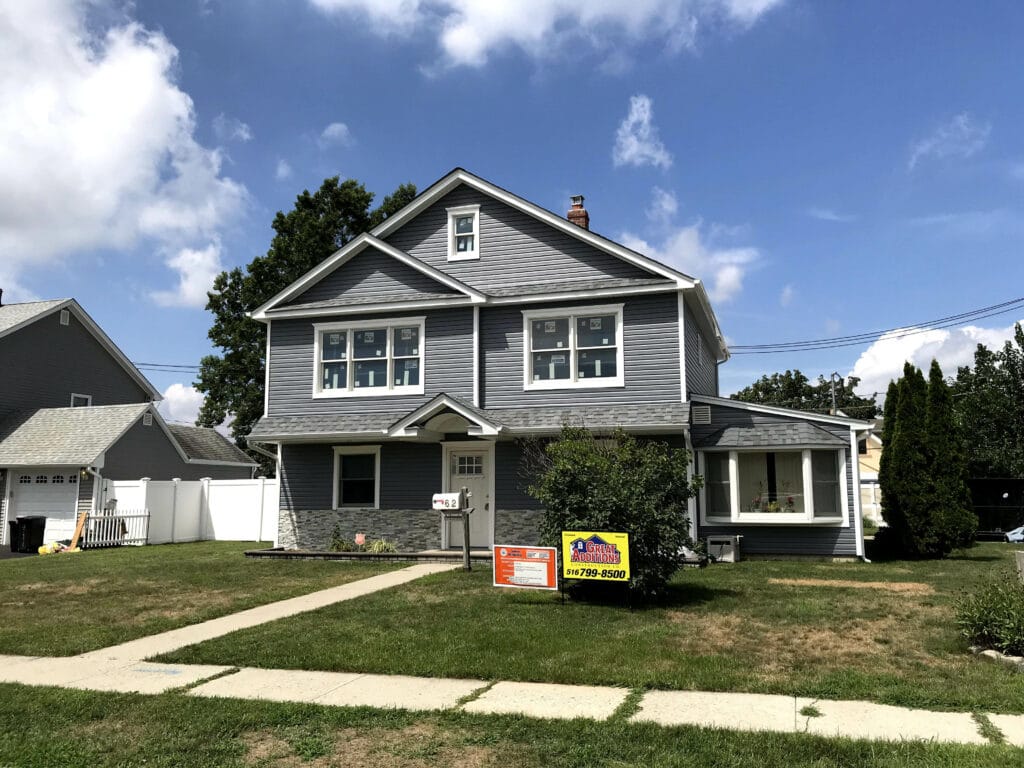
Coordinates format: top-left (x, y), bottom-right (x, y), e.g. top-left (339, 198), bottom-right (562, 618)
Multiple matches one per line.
top-left (493, 545), bottom-right (558, 590)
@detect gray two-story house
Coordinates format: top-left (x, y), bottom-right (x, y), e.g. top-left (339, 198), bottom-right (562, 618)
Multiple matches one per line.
top-left (251, 169), bottom-right (872, 558)
top-left (0, 298), bottom-right (256, 543)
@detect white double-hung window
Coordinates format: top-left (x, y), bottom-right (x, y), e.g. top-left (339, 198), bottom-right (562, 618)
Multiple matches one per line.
top-left (314, 317), bottom-right (425, 397)
top-left (522, 304), bottom-right (624, 390)
top-left (447, 204), bottom-right (480, 261)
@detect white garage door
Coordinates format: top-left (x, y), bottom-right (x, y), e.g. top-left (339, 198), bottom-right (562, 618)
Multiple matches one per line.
top-left (10, 469), bottom-right (80, 542)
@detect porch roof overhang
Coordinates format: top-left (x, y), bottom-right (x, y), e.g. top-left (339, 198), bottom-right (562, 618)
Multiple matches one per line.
top-left (693, 422), bottom-right (849, 449)
top-left (388, 394), bottom-right (502, 438)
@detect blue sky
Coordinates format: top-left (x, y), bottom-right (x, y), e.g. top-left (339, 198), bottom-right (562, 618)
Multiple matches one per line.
top-left (3, 0), bottom-right (1023, 424)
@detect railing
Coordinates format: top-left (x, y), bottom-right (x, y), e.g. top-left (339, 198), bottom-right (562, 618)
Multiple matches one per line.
top-left (81, 509), bottom-right (150, 549)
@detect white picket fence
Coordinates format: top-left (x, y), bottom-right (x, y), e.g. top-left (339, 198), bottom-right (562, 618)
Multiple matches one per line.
top-left (103, 477), bottom-right (279, 546)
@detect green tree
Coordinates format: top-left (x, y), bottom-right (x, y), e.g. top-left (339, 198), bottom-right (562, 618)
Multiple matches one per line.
top-left (196, 178), bottom-right (417, 470)
top-left (731, 369), bottom-right (878, 418)
top-left (881, 363), bottom-right (930, 554)
top-left (527, 427), bottom-right (699, 599)
top-left (925, 360), bottom-right (976, 549)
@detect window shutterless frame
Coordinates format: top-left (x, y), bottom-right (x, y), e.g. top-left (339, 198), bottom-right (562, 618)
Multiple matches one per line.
top-left (446, 204), bottom-right (480, 261)
top-left (332, 445), bottom-right (381, 510)
top-left (312, 317), bottom-right (425, 398)
top-left (521, 304), bottom-right (624, 390)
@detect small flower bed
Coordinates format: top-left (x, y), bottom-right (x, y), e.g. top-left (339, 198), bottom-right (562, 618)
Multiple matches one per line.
top-left (329, 527), bottom-right (397, 554)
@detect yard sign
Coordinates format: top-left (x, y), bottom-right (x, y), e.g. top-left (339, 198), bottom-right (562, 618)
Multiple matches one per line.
top-left (493, 545), bottom-right (558, 590)
top-left (560, 531), bottom-right (630, 582)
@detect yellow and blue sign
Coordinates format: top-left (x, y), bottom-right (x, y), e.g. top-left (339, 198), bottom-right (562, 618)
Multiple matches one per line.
top-left (560, 531), bottom-right (630, 582)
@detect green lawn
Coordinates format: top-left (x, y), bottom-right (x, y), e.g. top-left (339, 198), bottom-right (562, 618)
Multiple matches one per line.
top-left (158, 543), bottom-right (1024, 713)
top-left (0, 684), bottom-right (1019, 767)
top-left (0, 541), bottom-right (399, 656)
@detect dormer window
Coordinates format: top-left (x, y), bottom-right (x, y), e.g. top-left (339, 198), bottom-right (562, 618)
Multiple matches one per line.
top-left (447, 204), bottom-right (480, 261)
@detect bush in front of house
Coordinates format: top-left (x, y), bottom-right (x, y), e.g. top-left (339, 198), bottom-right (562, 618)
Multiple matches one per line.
top-left (527, 426), bottom-right (700, 599)
top-left (956, 569), bottom-right (1024, 657)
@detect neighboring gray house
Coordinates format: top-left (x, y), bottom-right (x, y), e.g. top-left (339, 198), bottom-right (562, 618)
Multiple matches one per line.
top-left (250, 168), bottom-right (873, 557)
top-left (0, 298), bottom-right (256, 543)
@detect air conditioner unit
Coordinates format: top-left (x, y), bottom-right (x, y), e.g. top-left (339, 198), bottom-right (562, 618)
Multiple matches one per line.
top-left (706, 535), bottom-right (742, 563)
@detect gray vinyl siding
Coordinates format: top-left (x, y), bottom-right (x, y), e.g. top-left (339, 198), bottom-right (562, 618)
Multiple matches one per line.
top-left (684, 301), bottom-right (718, 397)
top-left (267, 308), bottom-right (474, 416)
top-left (284, 247), bottom-right (459, 307)
top-left (0, 311), bottom-right (151, 421)
top-left (280, 442), bottom-right (440, 512)
top-left (496, 441), bottom-right (540, 510)
top-left (481, 292), bottom-right (681, 409)
top-left (691, 402), bottom-right (858, 557)
top-left (384, 186), bottom-right (656, 291)
top-left (102, 420), bottom-right (250, 481)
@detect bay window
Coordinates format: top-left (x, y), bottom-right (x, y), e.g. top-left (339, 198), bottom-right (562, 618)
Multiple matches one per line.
top-left (314, 318), bottom-right (425, 397)
top-left (522, 304), bottom-right (624, 389)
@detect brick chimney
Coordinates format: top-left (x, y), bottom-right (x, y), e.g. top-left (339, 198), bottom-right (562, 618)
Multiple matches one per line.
top-left (567, 194), bottom-right (589, 230)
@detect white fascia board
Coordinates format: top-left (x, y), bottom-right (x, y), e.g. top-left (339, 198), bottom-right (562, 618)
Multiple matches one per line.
top-left (369, 169), bottom-right (697, 288)
top-left (250, 234), bottom-right (484, 321)
top-left (687, 283), bottom-right (729, 362)
top-left (487, 283), bottom-right (676, 305)
top-left (690, 394), bottom-right (876, 429)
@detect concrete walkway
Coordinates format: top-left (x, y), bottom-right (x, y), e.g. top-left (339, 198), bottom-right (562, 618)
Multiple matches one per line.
top-left (1, 562), bottom-right (1021, 747)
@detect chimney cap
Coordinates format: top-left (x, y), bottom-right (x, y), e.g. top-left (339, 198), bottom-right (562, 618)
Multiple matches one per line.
top-left (570, 194), bottom-right (585, 208)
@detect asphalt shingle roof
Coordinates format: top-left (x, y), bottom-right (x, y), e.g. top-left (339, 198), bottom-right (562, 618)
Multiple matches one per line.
top-left (249, 412), bottom-right (406, 439)
top-left (0, 404), bottom-right (149, 466)
top-left (693, 422), bottom-right (848, 449)
top-left (166, 424), bottom-right (255, 464)
top-left (0, 299), bottom-right (68, 336)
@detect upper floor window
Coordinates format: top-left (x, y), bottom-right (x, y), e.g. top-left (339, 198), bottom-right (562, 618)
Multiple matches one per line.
top-left (70, 393), bottom-right (92, 407)
top-left (313, 317), bottom-right (425, 398)
top-left (522, 304), bottom-right (624, 390)
top-left (447, 204), bottom-right (480, 261)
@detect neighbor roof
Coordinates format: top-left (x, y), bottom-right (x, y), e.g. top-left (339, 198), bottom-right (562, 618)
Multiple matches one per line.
top-left (166, 424), bottom-right (256, 465)
top-left (693, 422), bottom-right (849, 449)
top-left (0, 299), bottom-right (69, 337)
top-left (0, 404), bottom-right (150, 467)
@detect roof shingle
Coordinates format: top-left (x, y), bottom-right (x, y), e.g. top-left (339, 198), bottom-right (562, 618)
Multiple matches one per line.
top-left (0, 404), bottom-right (149, 466)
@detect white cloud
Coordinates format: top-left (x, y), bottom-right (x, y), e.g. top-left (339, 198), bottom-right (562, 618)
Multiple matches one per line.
top-left (158, 383), bottom-right (205, 425)
top-left (779, 284), bottom-right (794, 307)
top-left (318, 121), bottom-right (354, 148)
top-left (613, 94), bottom-right (672, 170)
top-left (908, 112), bottom-right (991, 170)
top-left (212, 112), bottom-right (253, 142)
top-left (150, 241), bottom-right (223, 308)
top-left (849, 319), bottom-right (1024, 397)
top-left (307, 0), bottom-right (783, 68)
top-left (275, 159), bottom-right (293, 180)
top-left (647, 187), bottom-right (678, 223)
top-left (0, 0), bottom-right (247, 291)
top-left (622, 224), bottom-right (759, 303)
top-left (806, 207), bottom-right (856, 222)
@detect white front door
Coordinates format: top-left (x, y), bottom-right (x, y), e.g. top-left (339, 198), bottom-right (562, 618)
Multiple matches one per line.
top-left (446, 446), bottom-right (492, 549)
top-left (10, 468), bottom-right (80, 542)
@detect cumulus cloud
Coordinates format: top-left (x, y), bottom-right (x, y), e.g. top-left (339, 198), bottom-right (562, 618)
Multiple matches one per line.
top-left (275, 159), bottom-right (293, 180)
top-left (908, 112), bottom-right (991, 170)
top-left (622, 224), bottom-right (759, 303)
top-left (647, 187), bottom-right (678, 223)
top-left (613, 95), bottom-right (672, 170)
top-left (307, 0), bottom-right (783, 68)
top-left (150, 241), bottom-right (223, 308)
top-left (212, 112), bottom-right (253, 142)
top-left (158, 383), bottom-right (205, 425)
top-left (0, 0), bottom-right (247, 294)
top-left (806, 207), bottom-right (856, 222)
top-left (318, 121), bottom-right (354, 148)
top-left (848, 319), bottom-right (1024, 397)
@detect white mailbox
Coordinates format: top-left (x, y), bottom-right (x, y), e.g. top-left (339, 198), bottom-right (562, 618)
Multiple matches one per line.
top-left (432, 491), bottom-right (466, 511)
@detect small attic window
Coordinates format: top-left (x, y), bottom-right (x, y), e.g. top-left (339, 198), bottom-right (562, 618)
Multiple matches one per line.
top-left (447, 204), bottom-right (480, 261)
top-left (142, 413), bottom-right (153, 426)
top-left (59, 308), bottom-right (70, 326)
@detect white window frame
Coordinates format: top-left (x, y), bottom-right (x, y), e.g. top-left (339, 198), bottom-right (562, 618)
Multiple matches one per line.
top-left (332, 445), bottom-right (381, 510)
top-left (312, 317), bottom-right (426, 398)
top-left (70, 393), bottom-right (92, 407)
top-left (698, 448), bottom-right (848, 526)
top-left (521, 304), bottom-right (625, 391)
top-left (447, 204), bottom-right (480, 261)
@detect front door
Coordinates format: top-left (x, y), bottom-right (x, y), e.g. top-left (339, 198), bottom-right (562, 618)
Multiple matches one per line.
top-left (446, 447), bottom-right (492, 549)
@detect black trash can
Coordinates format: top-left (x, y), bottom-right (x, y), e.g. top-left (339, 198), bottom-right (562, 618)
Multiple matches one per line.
top-left (7, 520), bottom-right (22, 553)
top-left (16, 516), bottom-right (47, 553)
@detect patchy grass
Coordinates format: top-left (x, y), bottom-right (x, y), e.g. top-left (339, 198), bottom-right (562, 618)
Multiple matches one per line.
top-left (0, 542), bottom-right (399, 655)
top-left (159, 543), bottom-right (1024, 713)
top-left (0, 683), bottom-right (1020, 767)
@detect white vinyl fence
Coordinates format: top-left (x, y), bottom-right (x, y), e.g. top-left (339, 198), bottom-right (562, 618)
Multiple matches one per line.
top-left (103, 477), bottom-right (279, 546)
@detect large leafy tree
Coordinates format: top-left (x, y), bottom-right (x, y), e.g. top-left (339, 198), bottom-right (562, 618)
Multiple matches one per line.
top-left (195, 177), bottom-right (417, 469)
top-left (952, 323), bottom-right (1024, 478)
top-left (731, 369), bottom-right (879, 418)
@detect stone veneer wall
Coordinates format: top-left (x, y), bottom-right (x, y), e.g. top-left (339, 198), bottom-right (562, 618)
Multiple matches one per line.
top-left (280, 507), bottom-right (548, 551)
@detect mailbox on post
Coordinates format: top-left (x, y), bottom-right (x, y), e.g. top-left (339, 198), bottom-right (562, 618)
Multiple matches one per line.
top-left (433, 488), bottom-right (473, 571)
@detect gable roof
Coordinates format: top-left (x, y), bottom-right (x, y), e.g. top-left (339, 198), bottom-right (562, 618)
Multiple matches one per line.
top-left (0, 404), bottom-right (151, 467)
top-left (693, 422), bottom-right (850, 449)
top-left (388, 393), bottom-right (501, 437)
top-left (252, 234), bottom-right (485, 320)
top-left (691, 394), bottom-right (875, 429)
top-left (0, 299), bottom-right (162, 401)
top-left (166, 424), bottom-right (256, 465)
